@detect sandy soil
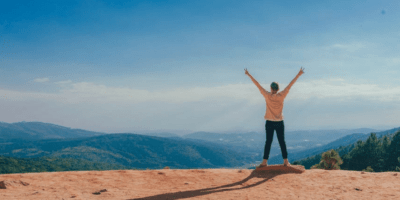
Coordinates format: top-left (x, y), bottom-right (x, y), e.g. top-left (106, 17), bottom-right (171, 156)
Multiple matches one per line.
top-left (0, 166), bottom-right (399, 200)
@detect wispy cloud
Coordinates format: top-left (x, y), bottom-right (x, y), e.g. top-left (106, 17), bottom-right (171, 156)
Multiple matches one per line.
top-left (287, 79), bottom-right (400, 102)
top-left (3, 78), bottom-right (400, 104)
top-left (55, 80), bottom-right (72, 84)
top-left (1, 79), bottom-right (399, 132)
top-left (34, 78), bottom-right (50, 83)
top-left (327, 43), bottom-right (367, 52)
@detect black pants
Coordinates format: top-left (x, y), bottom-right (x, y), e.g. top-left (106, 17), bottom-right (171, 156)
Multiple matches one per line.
top-left (263, 120), bottom-right (288, 160)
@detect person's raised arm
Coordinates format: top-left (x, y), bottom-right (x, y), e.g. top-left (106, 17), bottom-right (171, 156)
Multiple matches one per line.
top-left (283, 67), bottom-right (305, 93)
top-left (244, 68), bottom-right (268, 96)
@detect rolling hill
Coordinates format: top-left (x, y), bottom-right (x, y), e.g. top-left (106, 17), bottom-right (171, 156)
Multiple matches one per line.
top-left (0, 121), bottom-right (103, 141)
top-left (0, 133), bottom-right (252, 169)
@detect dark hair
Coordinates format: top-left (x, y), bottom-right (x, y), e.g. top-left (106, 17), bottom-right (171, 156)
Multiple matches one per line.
top-left (270, 82), bottom-right (279, 91)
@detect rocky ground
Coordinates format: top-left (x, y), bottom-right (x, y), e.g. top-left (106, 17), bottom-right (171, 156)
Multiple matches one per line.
top-left (0, 165), bottom-right (399, 200)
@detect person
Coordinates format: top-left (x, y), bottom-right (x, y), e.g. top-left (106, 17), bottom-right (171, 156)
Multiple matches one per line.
top-left (244, 67), bottom-right (305, 167)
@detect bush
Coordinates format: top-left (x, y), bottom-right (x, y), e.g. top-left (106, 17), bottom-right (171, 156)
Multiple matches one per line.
top-left (310, 149), bottom-right (343, 170)
top-left (362, 166), bottom-right (374, 172)
top-left (292, 161), bottom-right (300, 165)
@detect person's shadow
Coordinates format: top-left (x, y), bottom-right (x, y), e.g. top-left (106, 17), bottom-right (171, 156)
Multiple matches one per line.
top-left (128, 167), bottom-right (303, 200)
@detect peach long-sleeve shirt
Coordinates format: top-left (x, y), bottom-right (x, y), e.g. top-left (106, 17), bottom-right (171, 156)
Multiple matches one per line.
top-left (247, 73), bottom-right (300, 121)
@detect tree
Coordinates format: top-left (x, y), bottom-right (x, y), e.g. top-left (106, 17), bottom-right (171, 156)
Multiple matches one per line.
top-left (346, 140), bottom-right (366, 171)
top-left (362, 133), bottom-right (380, 169)
top-left (362, 166), bottom-right (374, 172)
top-left (377, 135), bottom-right (391, 171)
top-left (387, 131), bottom-right (400, 171)
top-left (311, 149), bottom-right (343, 170)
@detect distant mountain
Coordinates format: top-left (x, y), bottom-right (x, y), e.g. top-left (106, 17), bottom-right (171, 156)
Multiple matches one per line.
top-left (183, 128), bottom-right (378, 145)
top-left (0, 121), bottom-right (391, 170)
top-left (180, 128), bottom-right (379, 159)
top-left (140, 132), bottom-right (181, 138)
top-left (265, 127), bottom-right (400, 165)
top-left (0, 121), bottom-right (104, 141)
top-left (0, 133), bottom-right (252, 169)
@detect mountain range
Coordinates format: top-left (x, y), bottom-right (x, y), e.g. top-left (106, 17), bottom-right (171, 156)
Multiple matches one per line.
top-left (0, 121), bottom-right (103, 141)
top-left (0, 121), bottom-right (397, 170)
top-left (0, 132), bottom-right (251, 169)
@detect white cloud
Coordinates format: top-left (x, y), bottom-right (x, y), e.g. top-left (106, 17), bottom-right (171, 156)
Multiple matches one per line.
top-left (34, 78), bottom-right (50, 83)
top-left (328, 43), bottom-right (366, 52)
top-left (55, 80), bottom-right (72, 84)
top-left (3, 78), bottom-right (400, 105)
top-left (286, 79), bottom-right (400, 102)
top-left (1, 78), bottom-right (399, 132)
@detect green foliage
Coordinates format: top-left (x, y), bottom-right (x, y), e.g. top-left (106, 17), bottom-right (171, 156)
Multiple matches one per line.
top-left (397, 157), bottom-right (400, 172)
top-left (0, 133), bottom-right (249, 170)
top-left (362, 166), bottom-right (374, 172)
top-left (292, 161), bottom-right (300, 165)
top-left (387, 131), bottom-right (400, 171)
top-left (0, 156), bottom-right (127, 174)
top-left (310, 149), bottom-right (342, 170)
top-left (295, 131), bottom-right (400, 172)
top-left (296, 144), bottom-right (353, 169)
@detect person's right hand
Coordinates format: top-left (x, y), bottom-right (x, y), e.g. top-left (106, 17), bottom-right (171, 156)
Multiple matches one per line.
top-left (244, 68), bottom-right (249, 75)
top-left (298, 67), bottom-right (305, 76)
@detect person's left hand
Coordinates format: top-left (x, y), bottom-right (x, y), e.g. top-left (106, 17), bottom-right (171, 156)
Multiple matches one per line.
top-left (244, 68), bottom-right (250, 75)
top-left (298, 67), bottom-right (305, 75)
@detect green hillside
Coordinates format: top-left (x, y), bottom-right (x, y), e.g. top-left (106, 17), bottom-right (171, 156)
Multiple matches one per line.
top-left (266, 127), bottom-right (400, 165)
top-left (0, 133), bottom-right (252, 169)
top-left (293, 130), bottom-right (400, 172)
top-left (0, 156), bottom-right (127, 174)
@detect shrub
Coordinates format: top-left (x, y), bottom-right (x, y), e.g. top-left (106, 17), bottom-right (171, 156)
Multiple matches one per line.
top-left (310, 149), bottom-right (343, 170)
top-left (362, 166), bottom-right (374, 172)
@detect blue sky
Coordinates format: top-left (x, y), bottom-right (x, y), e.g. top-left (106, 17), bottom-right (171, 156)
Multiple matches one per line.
top-left (1, 0), bottom-right (399, 134)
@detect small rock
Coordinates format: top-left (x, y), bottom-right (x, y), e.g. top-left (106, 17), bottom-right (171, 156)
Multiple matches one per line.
top-left (20, 181), bottom-right (29, 186)
top-left (93, 189), bottom-right (107, 195)
top-left (158, 172), bottom-right (165, 175)
top-left (164, 166), bottom-right (170, 169)
top-left (0, 180), bottom-right (29, 189)
top-left (361, 171), bottom-right (365, 174)
top-left (238, 170), bottom-right (243, 173)
top-left (355, 188), bottom-right (362, 191)
top-left (394, 173), bottom-right (398, 176)
top-left (184, 182), bottom-right (189, 185)
top-left (71, 196), bottom-right (76, 198)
